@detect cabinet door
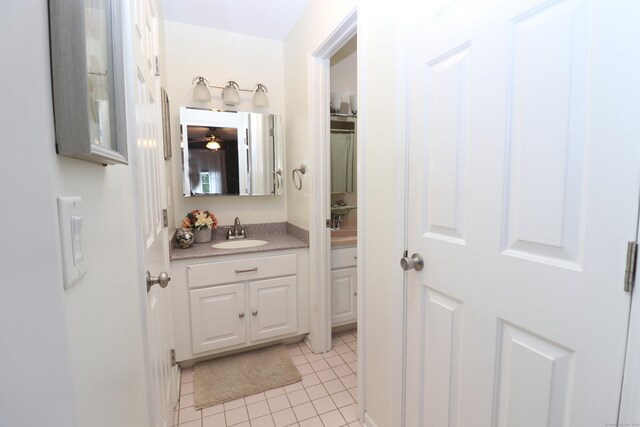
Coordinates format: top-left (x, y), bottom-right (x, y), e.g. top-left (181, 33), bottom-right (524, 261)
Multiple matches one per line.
top-left (331, 268), bottom-right (357, 325)
top-left (190, 283), bottom-right (246, 353)
top-left (249, 276), bottom-right (297, 341)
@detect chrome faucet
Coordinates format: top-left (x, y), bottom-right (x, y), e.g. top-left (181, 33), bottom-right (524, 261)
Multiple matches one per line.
top-left (227, 217), bottom-right (247, 240)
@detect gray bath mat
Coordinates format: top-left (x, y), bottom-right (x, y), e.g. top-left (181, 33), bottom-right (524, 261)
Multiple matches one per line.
top-left (193, 344), bottom-right (302, 409)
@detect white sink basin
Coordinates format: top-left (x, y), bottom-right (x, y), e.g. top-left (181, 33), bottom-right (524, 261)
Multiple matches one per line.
top-left (212, 239), bottom-right (268, 249)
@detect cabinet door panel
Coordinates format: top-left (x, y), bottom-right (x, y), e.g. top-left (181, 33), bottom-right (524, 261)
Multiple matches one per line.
top-left (250, 276), bottom-right (297, 341)
top-left (190, 283), bottom-right (246, 353)
top-left (332, 268), bottom-right (357, 325)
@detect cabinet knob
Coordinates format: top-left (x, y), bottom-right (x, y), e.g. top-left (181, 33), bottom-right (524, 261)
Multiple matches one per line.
top-left (252, 310), bottom-right (258, 316)
top-left (239, 312), bottom-right (245, 318)
top-left (353, 292), bottom-right (357, 296)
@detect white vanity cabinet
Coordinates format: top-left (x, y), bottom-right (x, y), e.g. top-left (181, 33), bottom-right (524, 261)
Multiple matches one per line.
top-left (170, 249), bottom-right (309, 362)
top-left (331, 246), bottom-right (357, 326)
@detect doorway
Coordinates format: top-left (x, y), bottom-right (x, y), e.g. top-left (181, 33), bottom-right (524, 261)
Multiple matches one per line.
top-left (307, 7), bottom-right (362, 420)
top-left (328, 35), bottom-right (358, 335)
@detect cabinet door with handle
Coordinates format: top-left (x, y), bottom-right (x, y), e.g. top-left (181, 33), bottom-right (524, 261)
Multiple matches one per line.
top-left (331, 268), bottom-right (357, 325)
top-left (190, 283), bottom-right (246, 353)
top-left (249, 276), bottom-right (297, 341)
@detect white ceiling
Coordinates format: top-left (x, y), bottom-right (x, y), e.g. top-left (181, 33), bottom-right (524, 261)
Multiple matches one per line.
top-left (160, 0), bottom-right (310, 41)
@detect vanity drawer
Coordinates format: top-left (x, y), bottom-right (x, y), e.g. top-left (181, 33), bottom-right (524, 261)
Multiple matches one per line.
top-left (187, 254), bottom-right (297, 288)
top-left (331, 246), bottom-right (357, 269)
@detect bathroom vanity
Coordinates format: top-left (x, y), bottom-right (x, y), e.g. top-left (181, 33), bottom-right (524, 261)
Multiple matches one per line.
top-left (169, 225), bottom-right (309, 364)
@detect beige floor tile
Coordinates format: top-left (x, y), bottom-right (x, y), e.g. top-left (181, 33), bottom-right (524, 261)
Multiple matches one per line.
top-left (251, 414), bottom-right (276, 427)
top-left (268, 394), bottom-right (291, 412)
top-left (225, 406), bottom-right (249, 425)
top-left (311, 396), bottom-right (337, 415)
top-left (202, 404), bottom-right (224, 418)
top-left (247, 400), bottom-right (270, 419)
top-left (319, 409), bottom-right (346, 427)
top-left (201, 413), bottom-right (225, 427)
top-left (179, 406), bottom-right (202, 423)
top-left (287, 389), bottom-right (310, 406)
top-left (340, 404), bottom-right (358, 424)
top-left (292, 402), bottom-right (317, 421)
top-left (304, 384), bottom-right (328, 401)
top-left (272, 408), bottom-right (297, 427)
top-left (298, 416), bottom-right (323, 427)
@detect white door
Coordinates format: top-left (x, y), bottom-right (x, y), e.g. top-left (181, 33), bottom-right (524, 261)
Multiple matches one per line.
top-left (331, 268), bottom-right (357, 325)
top-left (403, 1), bottom-right (640, 426)
top-left (250, 277), bottom-right (298, 341)
top-left (190, 284), bottom-right (247, 353)
top-left (130, 0), bottom-right (178, 425)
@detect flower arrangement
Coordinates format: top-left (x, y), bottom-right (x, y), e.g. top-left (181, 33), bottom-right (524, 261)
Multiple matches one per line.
top-left (182, 210), bottom-right (218, 231)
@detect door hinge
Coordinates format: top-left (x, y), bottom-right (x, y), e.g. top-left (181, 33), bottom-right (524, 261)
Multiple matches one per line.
top-left (170, 349), bottom-right (176, 367)
top-left (154, 55), bottom-right (160, 76)
top-left (625, 241), bottom-right (638, 293)
top-left (162, 209), bottom-right (168, 228)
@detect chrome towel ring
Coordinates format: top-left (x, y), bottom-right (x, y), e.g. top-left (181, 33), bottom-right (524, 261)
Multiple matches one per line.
top-left (292, 164), bottom-right (306, 190)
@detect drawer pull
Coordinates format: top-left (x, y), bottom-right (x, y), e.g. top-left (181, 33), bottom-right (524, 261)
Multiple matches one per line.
top-left (235, 267), bottom-right (258, 274)
top-left (252, 310), bottom-right (258, 316)
top-left (239, 312), bottom-right (245, 318)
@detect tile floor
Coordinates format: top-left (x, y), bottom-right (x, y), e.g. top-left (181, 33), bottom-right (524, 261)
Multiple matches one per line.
top-left (174, 330), bottom-right (360, 427)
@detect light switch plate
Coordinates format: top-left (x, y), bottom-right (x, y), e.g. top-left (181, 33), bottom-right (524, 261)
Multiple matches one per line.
top-left (57, 196), bottom-right (86, 289)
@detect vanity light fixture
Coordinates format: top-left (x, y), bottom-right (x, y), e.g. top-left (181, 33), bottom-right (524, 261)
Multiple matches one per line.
top-left (253, 84), bottom-right (269, 108)
top-left (222, 81), bottom-right (241, 106)
top-left (191, 76), bottom-right (269, 108)
top-left (192, 76), bottom-right (212, 103)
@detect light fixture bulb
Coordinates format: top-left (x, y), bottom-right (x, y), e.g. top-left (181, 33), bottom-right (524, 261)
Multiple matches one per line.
top-left (222, 81), bottom-right (241, 106)
top-left (206, 141), bottom-right (221, 150)
top-left (192, 76), bottom-right (211, 103)
top-left (253, 83), bottom-right (269, 108)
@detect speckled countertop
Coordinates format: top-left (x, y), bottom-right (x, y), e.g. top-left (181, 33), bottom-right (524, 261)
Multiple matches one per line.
top-left (170, 222), bottom-right (309, 261)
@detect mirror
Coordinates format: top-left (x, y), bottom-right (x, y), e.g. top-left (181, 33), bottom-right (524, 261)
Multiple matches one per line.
top-left (180, 107), bottom-right (283, 196)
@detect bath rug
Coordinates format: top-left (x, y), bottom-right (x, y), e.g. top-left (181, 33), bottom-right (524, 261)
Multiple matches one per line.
top-left (193, 344), bottom-right (301, 409)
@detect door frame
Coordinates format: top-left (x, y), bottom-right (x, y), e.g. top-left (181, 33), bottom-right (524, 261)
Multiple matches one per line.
top-left (619, 207), bottom-right (640, 424)
top-left (307, 5), bottom-right (366, 418)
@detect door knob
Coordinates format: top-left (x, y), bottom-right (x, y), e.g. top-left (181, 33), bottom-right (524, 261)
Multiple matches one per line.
top-left (400, 253), bottom-right (424, 271)
top-left (146, 271), bottom-right (171, 292)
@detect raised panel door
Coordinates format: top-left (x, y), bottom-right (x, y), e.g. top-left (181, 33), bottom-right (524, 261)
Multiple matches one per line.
top-left (249, 277), bottom-right (297, 341)
top-left (190, 283), bottom-right (246, 353)
top-left (331, 268), bottom-right (357, 325)
top-left (403, 0), bottom-right (640, 425)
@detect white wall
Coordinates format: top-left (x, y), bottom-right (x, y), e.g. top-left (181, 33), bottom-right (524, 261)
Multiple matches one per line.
top-left (330, 36), bottom-right (357, 112)
top-left (283, 0), bottom-right (358, 230)
top-left (1, 1), bottom-right (152, 426)
top-left (0, 3), bottom-right (76, 426)
top-left (359, 3), bottom-right (404, 427)
top-left (163, 22), bottom-right (287, 228)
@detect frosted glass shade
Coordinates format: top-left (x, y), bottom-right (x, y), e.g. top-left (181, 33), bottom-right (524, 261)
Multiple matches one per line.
top-left (222, 81), bottom-right (240, 106)
top-left (192, 77), bottom-right (211, 103)
top-left (206, 141), bottom-right (221, 150)
top-left (330, 92), bottom-right (341, 112)
top-left (349, 94), bottom-right (357, 113)
top-left (253, 84), bottom-right (269, 108)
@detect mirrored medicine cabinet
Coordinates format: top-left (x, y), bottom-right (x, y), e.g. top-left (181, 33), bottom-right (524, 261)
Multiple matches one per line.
top-left (180, 107), bottom-right (283, 197)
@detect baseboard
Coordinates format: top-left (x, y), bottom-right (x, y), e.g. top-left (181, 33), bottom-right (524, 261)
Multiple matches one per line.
top-left (363, 412), bottom-right (379, 427)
